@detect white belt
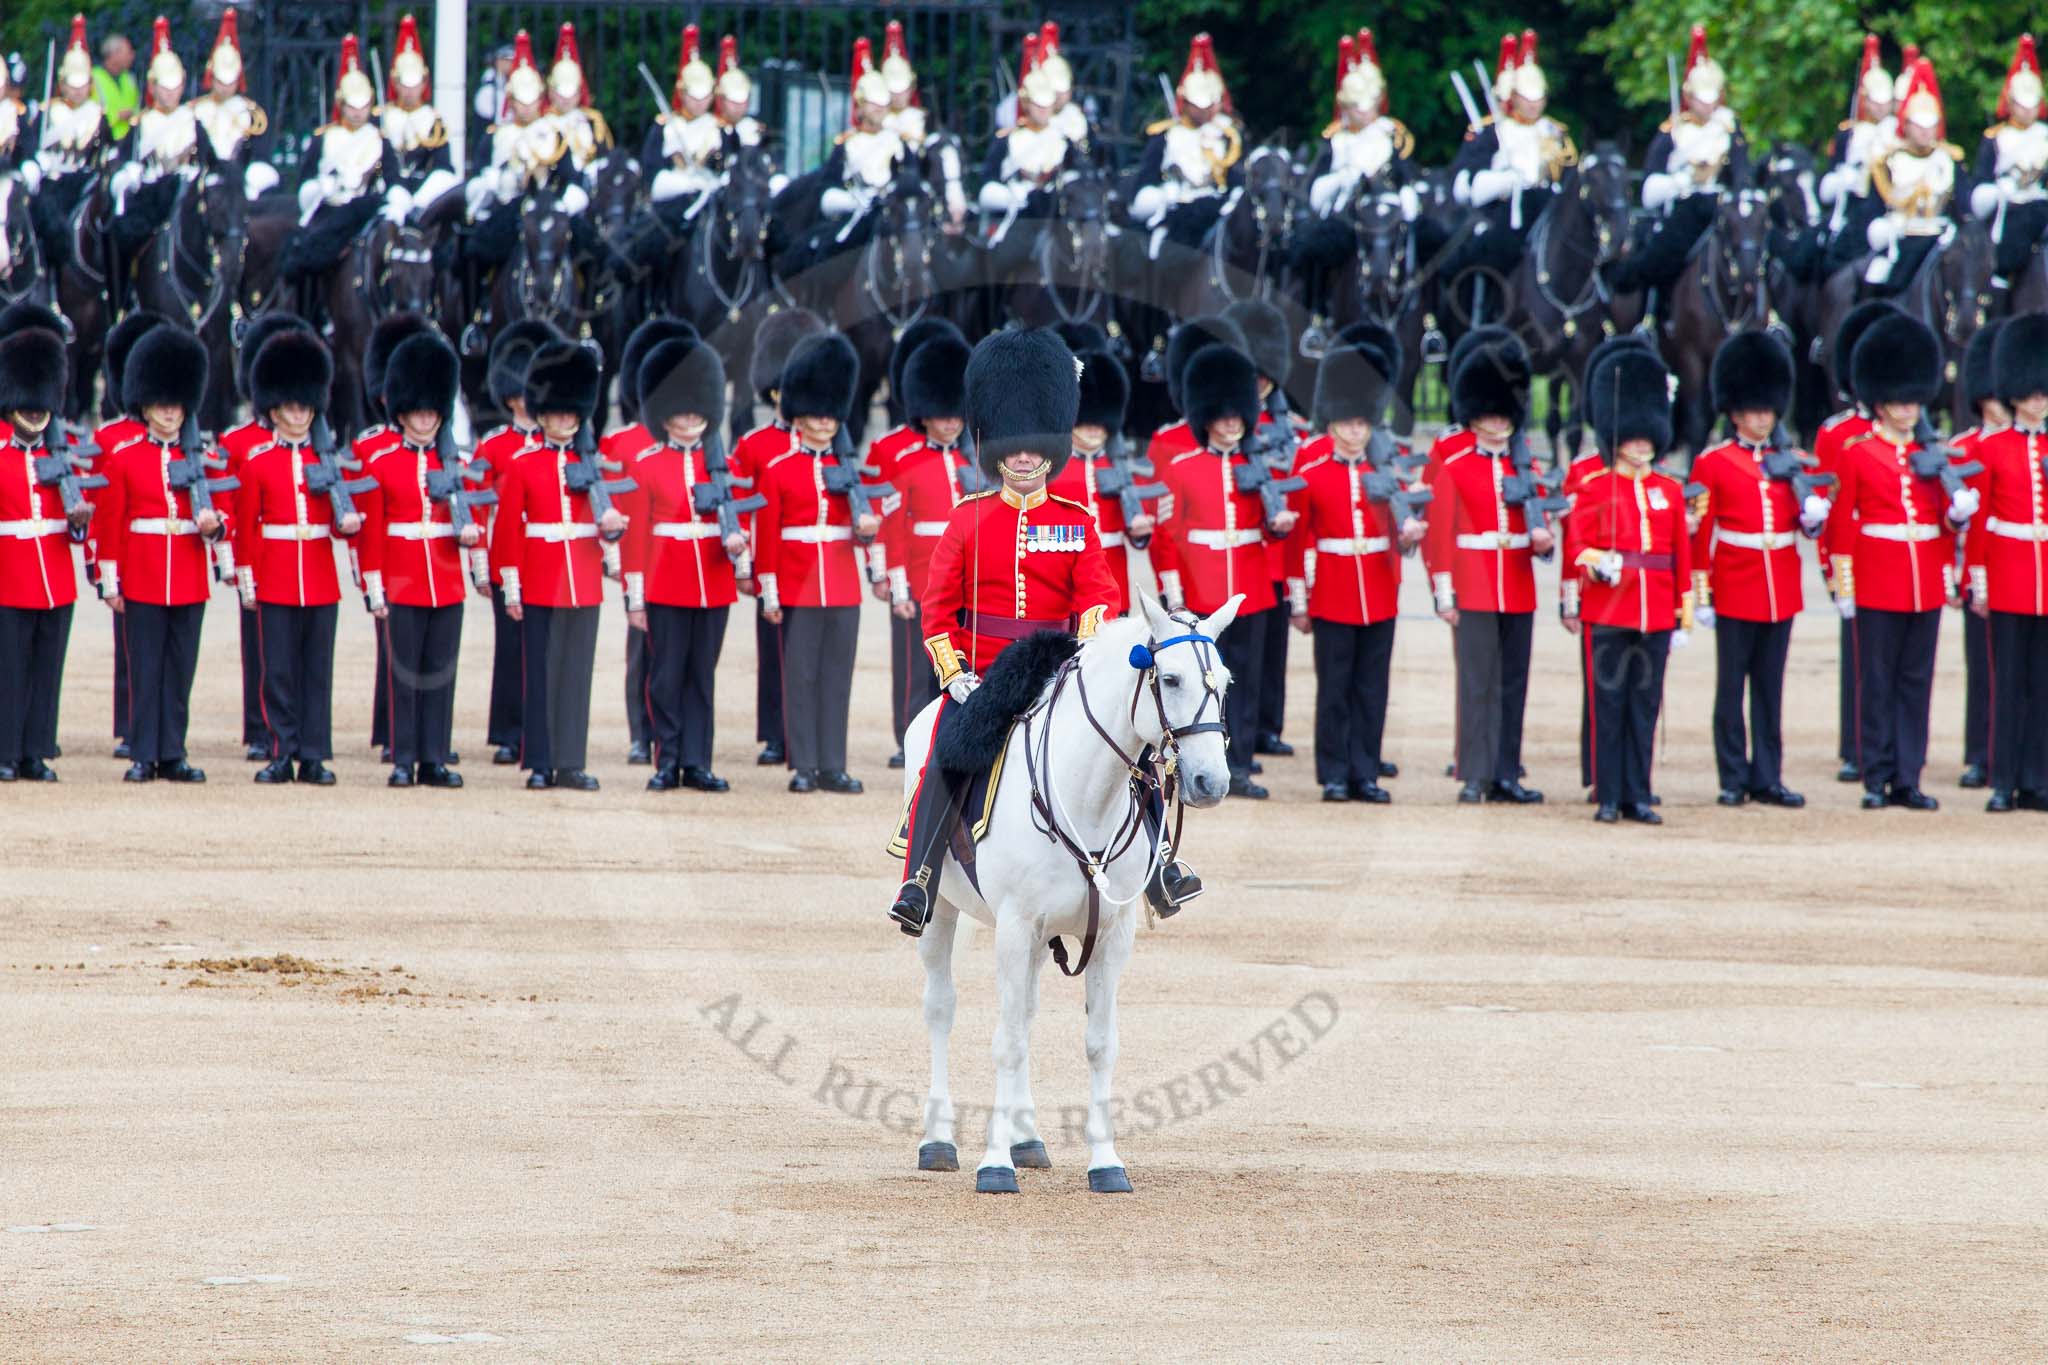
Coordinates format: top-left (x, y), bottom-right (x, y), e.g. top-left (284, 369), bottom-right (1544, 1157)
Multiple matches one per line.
top-left (911, 520), bottom-right (950, 537)
top-left (1098, 531), bottom-right (1126, 548)
top-left (1185, 528), bottom-right (1264, 549)
top-left (781, 525), bottom-right (852, 543)
top-left (1456, 531), bottom-right (1530, 550)
top-left (652, 521), bottom-right (718, 541)
top-left (1716, 529), bottom-right (1798, 551)
top-left (525, 522), bottom-right (599, 542)
top-left (260, 523), bottom-right (331, 541)
top-left (1863, 522), bottom-right (1941, 543)
top-left (0, 518), bottom-right (67, 539)
top-left (1987, 518), bottom-right (2048, 542)
top-left (128, 517), bottom-right (198, 535)
top-left (1315, 536), bottom-right (1390, 556)
top-left (386, 521), bottom-right (456, 541)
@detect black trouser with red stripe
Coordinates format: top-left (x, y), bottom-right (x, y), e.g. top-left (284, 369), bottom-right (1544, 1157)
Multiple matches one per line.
top-left (1963, 601), bottom-right (1991, 769)
top-left (123, 600), bottom-right (203, 765)
top-left (0, 603), bottom-right (72, 765)
top-left (1588, 625), bottom-right (1670, 808)
top-left (1454, 609), bottom-right (1533, 786)
top-left (1712, 616), bottom-right (1793, 793)
top-left (890, 603), bottom-right (941, 749)
top-left (1989, 610), bottom-right (2048, 794)
top-left (625, 623), bottom-right (655, 749)
top-left (112, 610), bottom-right (130, 741)
top-left (487, 584), bottom-right (522, 749)
top-left (519, 603), bottom-right (599, 774)
top-left (1853, 606), bottom-right (1939, 795)
top-left (646, 603), bottom-right (728, 770)
top-left (238, 605), bottom-right (264, 746)
top-left (370, 615), bottom-right (391, 751)
top-left (1258, 577), bottom-right (1290, 740)
top-left (755, 600), bottom-right (785, 747)
top-left (1311, 617), bottom-right (1393, 787)
top-left (257, 602), bottom-right (338, 763)
top-left (385, 602), bottom-right (463, 770)
top-left (1215, 607), bottom-right (1270, 780)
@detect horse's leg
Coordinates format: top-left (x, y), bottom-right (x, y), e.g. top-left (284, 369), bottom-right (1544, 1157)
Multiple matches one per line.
top-left (916, 898), bottom-right (961, 1171)
top-left (1007, 939), bottom-right (1050, 1169)
top-left (1543, 365), bottom-right (1565, 463)
top-left (974, 909), bottom-right (1035, 1193)
top-left (1081, 911), bottom-right (1138, 1192)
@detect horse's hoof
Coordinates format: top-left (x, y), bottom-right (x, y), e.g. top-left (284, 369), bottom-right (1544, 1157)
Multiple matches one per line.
top-left (917, 1142), bottom-right (958, 1172)
top-left (974, 1166), bottom-right (1020, 1194)
top-left (1087, 1166), bottom-right (1132, 1194)
top-left (1009, 1140), bottom-right (1051, 1170)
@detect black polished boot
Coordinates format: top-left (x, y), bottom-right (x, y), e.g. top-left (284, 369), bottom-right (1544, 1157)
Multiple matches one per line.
top-left (418, 764), bottom-right (462, 789)
top-left (1145, 858), bottom-right (1204, 918)
top-left (890, 880), bottom-right (932, 937)
top-left (254, 758), bottom-right (295, 785)
top-left (646, 765), bottom-right (681, 791)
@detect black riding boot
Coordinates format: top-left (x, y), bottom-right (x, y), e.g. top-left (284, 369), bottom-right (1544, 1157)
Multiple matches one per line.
top-left (890, 765), bottom-right (969, 937)
top-left (1140, 768), bottom-right (1202, 917)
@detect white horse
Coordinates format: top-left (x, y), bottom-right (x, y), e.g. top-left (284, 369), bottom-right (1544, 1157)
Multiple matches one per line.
top-left (900, 593), bottom-right (1240, 1193)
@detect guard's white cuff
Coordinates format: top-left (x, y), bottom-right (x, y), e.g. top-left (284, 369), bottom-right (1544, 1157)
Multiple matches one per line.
top-left (1157, 569), bottom-right (1184, 611)
top-left (1285, 577), bottom-right (1307, 614)
top-left (364, 570), bottom-right (386, 612)
top-left (1971, 564), bottom-right (1989, 601)
top-left (1971, 183), bottom-right (2001, 220)
top-left (1642, 172), bottom-right (1680, 213)
top-left (500, 567), bottom-right (521, 608)
top-left (237, 566), bottom-right (257, 608)
top-left (559, 184), bottom-right (590, 216)
top-left (624, 569), bottom-right (645, 611)
top-left (99, 564), bottom-right (120, 599)
top-left (1432, 571), bottom-right (1455, 613)
top-left (757, 572), bottom-right (779, 613)
top-left (887, 565), bottom-right (909, 604)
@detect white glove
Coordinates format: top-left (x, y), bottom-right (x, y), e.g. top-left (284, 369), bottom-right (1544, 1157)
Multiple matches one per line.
top-left (1694, 605), bottom-right (1716, 630)
top-left (1592, 550), bottom-right (1625, 586)
top-left (1837, 596), bottom-right (1856, 620)
top-left (18, 159), bottom-right (42, 194)
top-left (1801, 494), bottom-right (1831, 533)
top-left (1970, 182), bottom-right (2001, 220)
top-left (243, 162), bottom-right (280, 200)
top-left (559, 183), bottom-right (590, 216)
top-left (1866, 216), bottom-right (1897, 253)
top-left (1398, 184), bottom-right (1422, 221)
top-left (1947, 486), bottom-right (1981, 524)
top-left (1817, 164), bottom-right (1851, 205)
top-left (1467, 168), bottom-right (1520, 206)
top-left (946, 672), bottom-right (980, 704)
top-left (1641, 172), bottom-right (1681, 213)
top-left (1670, 628), bottom-right (1691, 651)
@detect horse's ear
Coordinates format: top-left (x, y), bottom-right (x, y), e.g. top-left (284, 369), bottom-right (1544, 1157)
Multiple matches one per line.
top-left (1137, 592), bottom-right (1174, 639)
top-left (1198, 593), bottom-right (1244, 639)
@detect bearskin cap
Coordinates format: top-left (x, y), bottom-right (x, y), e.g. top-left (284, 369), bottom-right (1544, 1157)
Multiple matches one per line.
top-left (1579, 332), bottom-right (1654, 393)
top-left (382, 331), bottom-right (460, 423)
top-left (1052, 320), bottom-right (1112, 356)
top-left (1223, 298), bottom-right (1292, 389)
top-left (1710, 330), bottom-right (1795, 417)
top-left (250, 329), bottom-right (335, 416)
top-left (1074, 348), bottom-right (1129, 432)
top-left (1314, 340), bottom-right (1398, 427)
top-left (965, 328), bottom-right (1079, 479)
top-left (1184, 343), bottom-right (1263, 441)
top-left (364, 312), bottom-right (435, 420)
top-left (1964, 318), bottom-right (2007, 413)
top-left (236, 311), bottom-right (315, 401)
top-left (902, 333), bottom-right (971, 423)
top-left (488, 319), bottom-right (565, 410)
top-left (779, 332), bottom-right (859, 422)
top-left (639, 336), bottom-right (728, 434)
top-left (1446, 325), bottom-right (1515, 401)
top-left (123, 326), bottom-right (210, 415)
top-left (1831, 300), bottom-right (1899, 403)
top-left (1851, 311), bottom-right (1941, 407)
top-left (886, 316), bottom-right (963, 411)
top-left (103, 310), bottom-right (173, 418)
top-left (0, 302), bottom-right (66, 344)
top-left (1589, 347), bottom-right (1673, 458)
top-left (1450, 332), bottom-right (1532, 428)
top-left (618, 317), bottom-right (700, 422)
top-left (1165, 314), bottom-right (1247, 416)
top-left (524, 339), bottom-right (602, 421)
top-left (0, 327), bottom-right (69, 417)
top-left (1993, 313), bottom-right (2048, 405)
top-left (752, 308), bottom-right (828, 402)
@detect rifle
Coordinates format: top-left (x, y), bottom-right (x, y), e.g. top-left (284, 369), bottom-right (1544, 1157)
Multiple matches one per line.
top-left (1358, 430), bottom-right (1432, 551)
top-left (688, 432), bottom-right (767, 576)
top-left (951, 429), bottom-right (992, 497)
top-left (425, 425), bottom-right (499, 589)
top-left (1500, 436), bottom-right (1567, 543)
top-left (1760, 448), bottom-right (1839, 505)
top-left (1095, 434), bottom-right (1166, 532)
top-left (1232, 452), bottom-right (1306, 527)
top-left (1909, 416), bottom-right (1982, 499)
top-left (821, 428), bottom-right (896, 541)
top-left (306, 416), bottom-right (377, 526)
top-left (166, 414), bottom-right (240, 581)
top-left (33, 424), bottom-right (106, 522)
top-left (566, 424), bottom-right (638, 577)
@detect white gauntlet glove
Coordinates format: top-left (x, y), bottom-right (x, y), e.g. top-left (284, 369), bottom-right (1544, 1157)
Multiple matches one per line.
top-left (1157, 570), bottom-right (1185, 613)
top-left (1837, 596), bottom-right (1856, 620)
top-left (1694, 605), bottom-right (1716, 630)
top-left (1591, 550), bottom-right (1625, 586)
top-left (1800, 494), bottom-right (1831, 534)
top-left (236, 567), bottom-right (257, 609)
top-left (946, 671), bottom-right (981, 704)
top-left (1947, 486), bottom-right (1981, 525)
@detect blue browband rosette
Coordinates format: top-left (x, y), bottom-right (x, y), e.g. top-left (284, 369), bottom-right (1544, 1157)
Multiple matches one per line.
top-left (1128, 643), bottom-right (1154, 669)
top-left (1131, 632), bottom-right (1212, 669)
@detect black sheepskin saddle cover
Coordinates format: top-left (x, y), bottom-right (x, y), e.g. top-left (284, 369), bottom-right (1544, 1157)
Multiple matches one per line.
top-left (932, 629), bottom-right (1080, 776)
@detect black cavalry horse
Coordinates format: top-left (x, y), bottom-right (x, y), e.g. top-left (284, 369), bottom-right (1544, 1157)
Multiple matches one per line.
top-left (1657, 188), bottom-right (1777, 458)
top-left (0, 175), bottom-right (50, 315)
top-left (671, 145), bottom-right (784, 442)
top-left (132, 159), bottom-right (248, 432)
top-left (996, 164), bottom-right (1119, 338)
top-left (448, 182), bottom-right (584, 418)
top-left (320, 216), bottom-right (441, 433)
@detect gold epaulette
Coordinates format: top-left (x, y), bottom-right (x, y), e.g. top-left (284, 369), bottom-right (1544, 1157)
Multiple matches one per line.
top-left (1843, 429), bottom-right (1877, 448)
top-left (358, 423), bottom-right (390, 441)
top-left (958, 487), bottom-right (998, 501)
top-left (1389, 118), bottom-right (1415, 159)
top-left (588, 108), bottom-right (613, 148)
top-left (1320, 120), bottom-right (1340, 140)
top-left (1047, 493), bottom-right (1093, 514)
top-left (419, 115), bottom-right (448, 149)
top-left (1144, 116), bottom-right (1183, 136)
top-left (995, 126), bottom-right (1011, 138)
top-left (1463, 116), bottom-right (1495, 140)
top-left (1658, 117), bottom-right (1673, 133)
top-left (1840, 118), bottom-right (1858, 132)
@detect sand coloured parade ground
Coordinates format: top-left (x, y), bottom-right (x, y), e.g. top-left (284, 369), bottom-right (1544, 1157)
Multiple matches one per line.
top-left (5, 549), bottom-right (2046, 1360)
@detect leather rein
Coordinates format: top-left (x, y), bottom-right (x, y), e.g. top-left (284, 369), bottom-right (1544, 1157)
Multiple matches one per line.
top-left (1019, 622), bottom-right (1225, 978)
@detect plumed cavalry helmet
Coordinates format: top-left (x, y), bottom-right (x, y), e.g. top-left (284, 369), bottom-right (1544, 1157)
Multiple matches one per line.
top-left (383, 330), bottom-right (460, 424)
top-left (1710, 331), bottom-right (1795, 418)
top-left (1176, 33), bottom-right (1228, 114)
top-left (1851, 312), bottom-right (1942, 407)
top-left (1037, 22), bottom-right (1072, 97)
top-left (0, 327), bottom-right (68, 418)
top-left (778, 332), bottom-right (858, 423)
top-left (1588, 347), bottom-right (1673, 460)
top-left (549, 22), bottom-right (589, 106)
top-left (639, 337), bottom-right (727, 435)
top-left (504, 30), bottom-right (545, 110)
top-left (390, 14), bottom-right (430, 98)
top-left (204, 8), bottom-right (244, 92)
top-left (333, 34), bottom-right (375, 120)
top-left (249, 330), bottom-right (335, 416)
top-left (1018, 34), bottom-right (1058, 111)
top-left (146, 17), bottom-right (186, 97)
top-left (1505, 30), bottom-right (1546, 104)
top-left (850, 37), bottom-right (889, 113)
top-left (881, 22), bottom-right (918, 98)
top-left (2001, 34), bottom-right (2043, 119)
top-left (1333, 30), bottom-right (1386, 118)
top-left (59, 16), bottom-right (93, 95)
top-left (1680, 24), bottom-right (1724, 104)
top-left (674, 24), bottom-right (713, 106)
top-left (965, 329), bottom-right (1079, 480)
top-left (716, 36), bottom-right (751, 107)
top-left (1897, 56), bottom-right (1945, 138)
top-left (1855, 35), bottom-right (1893, 118)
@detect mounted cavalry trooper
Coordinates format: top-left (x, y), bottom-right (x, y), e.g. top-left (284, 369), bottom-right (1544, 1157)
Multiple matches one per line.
top-left (543, 22), bottom-right (613, 177)
top-left (22, 17), bottom-right (111, 273)
top-left (876, 22), bottom-right (967, 230)
top-left (189, 8), bottom-right (277, 202)
top-left (1130, 33), bottom-right (1243, 257)
top-left (1606, 25), bottom-right (1750, 308)
top-left (821, 39), bottom-right (907, 230)
top-left (378, 15), bottom-right (461, 225)
top-left (1307, 29), bottom-right (1417, 216)
top-left (631, 27), bottom-right (766, 266)
top-left (1034, 22), bottom-right (1095, 153)
top-left (1969, 35), bottom-right (2048, 285)
top-left (1448, 31), bottom-right (1576, 310)
top-left (460, 31), bottom-right (573, 321)
top-left (109, 18), bottom-right (204, 298)
top-left (976, 34), bottom-right (1082, 243)
top-left (887, 330), bottom-right (1181, 938)
top-left (1818, 36), bottom-right (1898, 277)
top-left (277, 35), bottom-right (391, 318)
top-left (1864, 57), bottom-right (1973, 289)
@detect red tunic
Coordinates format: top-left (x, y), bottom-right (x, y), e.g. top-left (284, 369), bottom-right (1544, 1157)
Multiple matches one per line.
top-left (1422, 433), bottom-right (1540, 614)
top-left (881, 440), bottom-right (974, 605)
top-left (1826, 429), bottom-right (1956, 613)
top-left (94, 435), bottom-right (226, 607)
top-left (1964, 425), bottom-right (2048, 616)
top-left (1144, 419), bottom-right (1197, 470)
top-left (472, 422), bottom-right (537, 585)
top-left (617, 439), bottom-right (740, 610)
top-left (1046, 446), bottom-right (1149, 616)
top-left (489, 441), bottom-right (607, 609)
top-left (1283, 440), bottom-right (1404, 626)
top-left (865, 423), bottom-right (924, 491)
top-left (232, 440), bottom-right (354, 608)
top-left (0, 439), bottom-right (81, 610)
top-left (83, 417), bottom-right (145, 576)
top-left (1151, 446), bottom-right (1280, 615)
top-left (918, 487), bottom-right (1119, 680)
top-left (357, 440), bottom-right (487, 609)
top-left (1688, 439), bottom-right (1807, 623)
top-left (1564, 467), bottom-right (1693, 631)
top-left (1810, 408), bottom-right (1872, 587)
top-left (752, 444), bottom-right (875, 610)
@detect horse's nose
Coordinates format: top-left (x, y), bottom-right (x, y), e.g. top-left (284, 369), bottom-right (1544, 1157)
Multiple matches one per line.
top-left (1188, 769), bottom-right (1226, 804)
